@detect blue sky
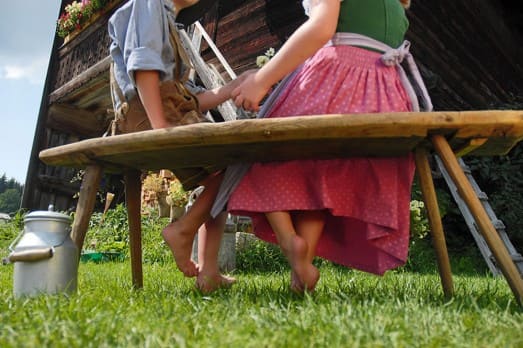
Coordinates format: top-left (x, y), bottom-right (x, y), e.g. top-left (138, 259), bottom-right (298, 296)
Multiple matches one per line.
top-left (0, 2), bottom-right (62, 184)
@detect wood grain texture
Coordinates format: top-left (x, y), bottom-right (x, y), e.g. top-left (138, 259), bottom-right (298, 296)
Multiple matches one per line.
top-left (432, 134), bottom-right (523, 305)
top-left (28, 0), bottom-right (523, 211)
top-left (414, 147), bottom-right (453, 298)
top-left (39, 111), bottom-right (523, 172)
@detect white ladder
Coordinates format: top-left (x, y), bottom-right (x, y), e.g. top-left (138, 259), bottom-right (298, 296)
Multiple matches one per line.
top-left (435, 155), bottom-right (523, 277)
top-left (177, 22), bottom-right (247, 121)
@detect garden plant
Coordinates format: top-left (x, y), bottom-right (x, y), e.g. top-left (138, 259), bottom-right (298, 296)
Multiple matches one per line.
top-left (1, 203), bottom-right (522, 347)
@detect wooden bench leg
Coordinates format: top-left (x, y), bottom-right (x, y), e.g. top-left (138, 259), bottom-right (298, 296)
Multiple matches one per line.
top-left (125, 169), bottom-right (143, 289)
top-left (415, 147), bottom-right (454, 298)
top-left (431, 134), bottom-right (523, 305)
top-left (71, 164), bottom-right (103, 253)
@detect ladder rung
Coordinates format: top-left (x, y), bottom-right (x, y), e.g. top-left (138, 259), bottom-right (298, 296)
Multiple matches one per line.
top-left (473, 219), bottom-right (505, 231)
top-left (492, 219), bottom-right (506, 230)
top-left (460, 164), bottom-right (471, 173)
top-left (436, 155), bottom-right (521, 277)
top-left (477, 191), bottom-right (488, 200)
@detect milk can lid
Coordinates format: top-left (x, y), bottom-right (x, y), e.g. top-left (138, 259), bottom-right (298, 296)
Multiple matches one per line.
top-left (24, 206), bottom-right (72, 223)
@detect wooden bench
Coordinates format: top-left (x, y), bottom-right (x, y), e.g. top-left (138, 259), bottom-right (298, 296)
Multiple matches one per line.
top-left (39, 110), bottom-right (523, 305)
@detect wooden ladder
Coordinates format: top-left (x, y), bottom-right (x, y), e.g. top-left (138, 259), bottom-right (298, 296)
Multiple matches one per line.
top-left (435, 155), bottom-right (523, 277)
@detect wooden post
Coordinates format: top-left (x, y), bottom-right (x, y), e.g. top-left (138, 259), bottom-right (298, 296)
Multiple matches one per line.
top-left (125, 169), bottom-right (143, 289)
top-left (71, 164), bottom-right (103, 253)
top-left (431, 134), bottom-right (523, 305)
top-left (414, 147), bottom-right (454, 298)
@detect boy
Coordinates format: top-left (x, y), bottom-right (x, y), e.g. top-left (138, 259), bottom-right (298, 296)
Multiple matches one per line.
top-left (109, 0), bottom-right (250, 292)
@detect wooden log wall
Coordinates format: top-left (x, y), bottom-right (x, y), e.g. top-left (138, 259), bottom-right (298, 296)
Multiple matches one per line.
top-left (22, 0), bottom-right (122, 211)
top-left (406, 0), bottom-right (523, 110)
top-left (23, 0), bottom-right (523, 211)
top-left (199, 0), bottom-right (523, 111)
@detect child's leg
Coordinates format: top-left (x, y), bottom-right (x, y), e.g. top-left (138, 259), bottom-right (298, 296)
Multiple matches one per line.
top-left (291, 210), bottom-right (326, 291)
top-left (195, 212), bottom-right (236, 293)
top-left (265, 211), bottom-right (319, 291)
top-left (162, 172), bottom-right (223, 277)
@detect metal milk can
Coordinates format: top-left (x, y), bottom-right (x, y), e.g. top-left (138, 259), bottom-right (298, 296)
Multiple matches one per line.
top-left (5, 207), bottom-right (78, 297)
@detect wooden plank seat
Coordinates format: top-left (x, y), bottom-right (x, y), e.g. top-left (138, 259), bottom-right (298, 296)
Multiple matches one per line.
top-left (39, 110), bottom-right (523, 305)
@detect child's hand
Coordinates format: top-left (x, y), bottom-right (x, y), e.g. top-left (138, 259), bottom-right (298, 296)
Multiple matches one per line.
top-left (235, 69), bottom-right (258, 84)
top-left (227, 69), bottom-right (257, 95)
top-left (231, 72), bottom-right (270, 112)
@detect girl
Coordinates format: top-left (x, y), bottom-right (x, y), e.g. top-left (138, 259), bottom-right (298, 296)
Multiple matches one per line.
top-left (228, 0), bottom-right (429, 292)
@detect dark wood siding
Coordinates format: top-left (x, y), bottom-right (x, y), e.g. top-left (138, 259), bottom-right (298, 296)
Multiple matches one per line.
top-left (23, 0), bottom-right (523, 211)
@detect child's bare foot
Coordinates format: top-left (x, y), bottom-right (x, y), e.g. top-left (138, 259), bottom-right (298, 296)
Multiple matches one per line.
top-left (162, 221), bottom-right (198, 277)
top-left (282, 236), bottom-right (319, 292)
top-left (290, 270), bottom-right (302, 293)
top-left (196, 272), bottom-right (236, 294)
top-left (290, 269), bottom-right (319, 293)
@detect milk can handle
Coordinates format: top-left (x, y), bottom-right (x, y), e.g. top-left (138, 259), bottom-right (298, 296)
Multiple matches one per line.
top-left (7, 248), bottom-right (54, 263)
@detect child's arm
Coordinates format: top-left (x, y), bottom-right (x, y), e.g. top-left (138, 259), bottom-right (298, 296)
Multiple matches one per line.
top-left (136, 69), bottom-right (256, 127)
top-left (135, 70), bottom-right (171, 129)
top-left (233, 0), bottom-right (340, 111)
top-left (196, 70), bottom-right (256, 112)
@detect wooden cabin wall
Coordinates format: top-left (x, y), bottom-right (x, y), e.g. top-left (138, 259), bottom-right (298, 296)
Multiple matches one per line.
top-left (406, 0), bottom-right (523, 110)
top-left (199, 0), bottom-right (306, 75)
top-left (22, 0), bottom-right (122, 211)
top-left (199, 0), bottom-right (523, 111)
top-left (23, 0), bottom-right (523, 211)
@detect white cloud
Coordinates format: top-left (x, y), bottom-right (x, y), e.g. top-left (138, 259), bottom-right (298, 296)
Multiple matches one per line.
top-left (0, 1), bottom-right (60, 86)
top-left (0, 57), bottom-right (48, 85)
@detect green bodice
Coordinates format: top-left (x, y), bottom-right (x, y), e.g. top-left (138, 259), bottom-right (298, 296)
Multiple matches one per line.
top-left (337, 0), bottom-right (409, 48)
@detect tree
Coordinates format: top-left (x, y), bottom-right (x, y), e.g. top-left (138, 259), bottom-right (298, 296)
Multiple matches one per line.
top-left (0, 174), bottom-right (23, 213)
top-left (0, 188), bottom-right (21, 213)
top-left (0, 173), bottom-right (23, 195)
top-left (0, 174), bottom-right (6, 193)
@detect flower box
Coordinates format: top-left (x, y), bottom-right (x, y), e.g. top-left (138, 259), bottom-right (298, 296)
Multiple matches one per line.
top-left (57, 0), bottom-right (120, 44)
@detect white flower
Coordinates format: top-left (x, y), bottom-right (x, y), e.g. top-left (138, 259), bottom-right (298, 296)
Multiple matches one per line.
top-left (256, 55), bottom-right (270, 68)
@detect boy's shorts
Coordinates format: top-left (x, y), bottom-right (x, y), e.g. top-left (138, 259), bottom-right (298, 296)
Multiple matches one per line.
top-left (173, 165), bottom-right (223, 191)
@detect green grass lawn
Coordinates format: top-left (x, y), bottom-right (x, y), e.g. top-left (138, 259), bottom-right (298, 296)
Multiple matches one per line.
top-left (1, 261), bottom-right (521, 347)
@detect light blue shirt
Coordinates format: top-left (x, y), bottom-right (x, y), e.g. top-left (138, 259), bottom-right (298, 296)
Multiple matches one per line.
top-left (108, 0), bottom-right (203, 108)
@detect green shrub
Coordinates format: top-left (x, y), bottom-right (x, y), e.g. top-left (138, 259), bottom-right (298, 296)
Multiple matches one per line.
top-left (140, 211), bottom-right (173, 264)
top-left (407, 179), bottom-right (489, 275)
top-left (82, 204), bottom-right (173, 264)
top-left (0, 210), bottom-right (26, 255)
top-left (83, 203), bottom-right (129, 253)
top-left (236, 238), bottom-right (288, 273)
top-left (465, 142), bottom-right (523, 251)
top-left (71, 193), bottom-right (489, 276)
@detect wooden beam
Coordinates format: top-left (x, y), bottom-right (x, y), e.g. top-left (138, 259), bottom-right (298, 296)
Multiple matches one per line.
top-left (47, 103), bottom-right (107, 137)
top-left (49, 56), bottom-right (111, 104)
top-left (414, 147), bottom-right (454, 298)
top-left (454, 138), bottom-right (488, 158)
top-left (71, 164), bottom-right (103, 253)
top-left (39, 111), bottom-right (523, 170)
top-left (37, 174), bottom-right (80, 196)
top-left (125, 169), bottom-right (143, 289)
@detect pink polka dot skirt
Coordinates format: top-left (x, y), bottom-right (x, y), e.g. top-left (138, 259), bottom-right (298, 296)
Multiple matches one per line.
top-left (228, 45), bottom-right (416, 275)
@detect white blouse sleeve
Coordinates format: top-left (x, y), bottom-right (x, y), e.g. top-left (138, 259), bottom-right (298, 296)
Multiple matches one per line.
top-left (302, 0), bottom-right (343, 17)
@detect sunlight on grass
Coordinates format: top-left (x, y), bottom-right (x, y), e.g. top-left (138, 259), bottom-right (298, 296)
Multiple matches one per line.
top-left (1, 261), bottom-right (522, 347)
